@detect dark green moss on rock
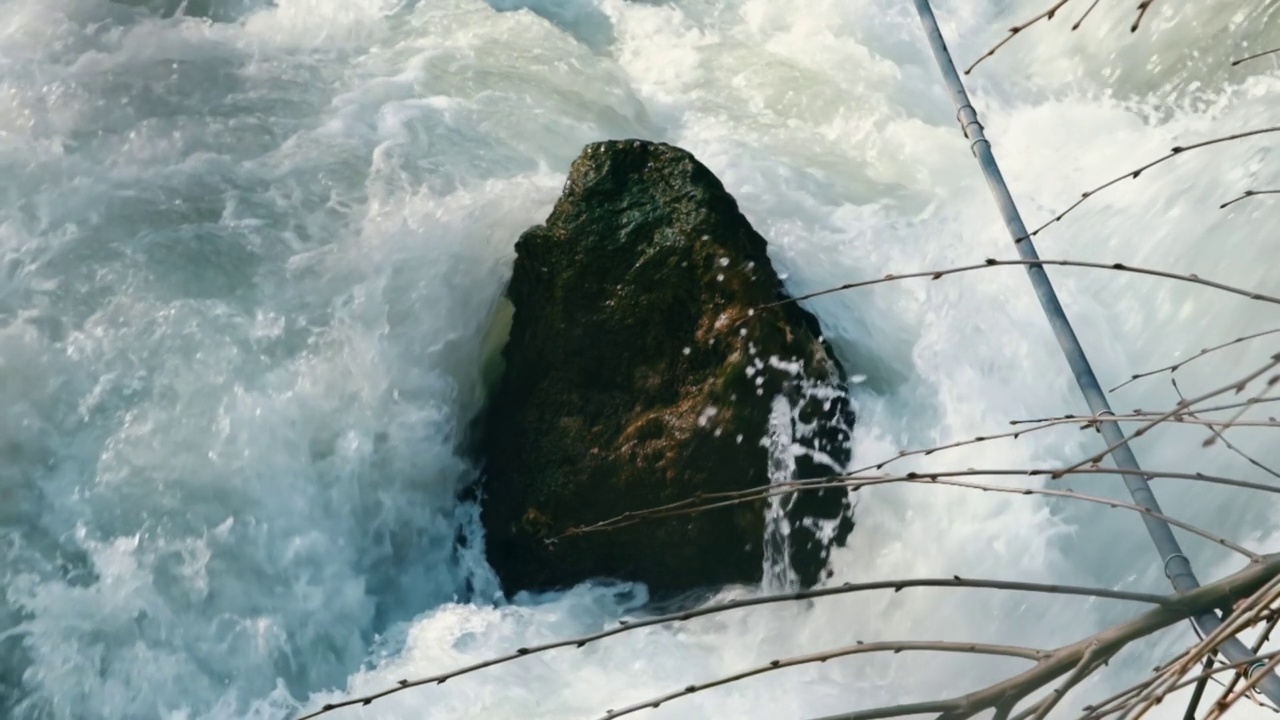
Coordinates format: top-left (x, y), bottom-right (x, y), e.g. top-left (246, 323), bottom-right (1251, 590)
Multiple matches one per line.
top-left (480, 139), bottom-right (856, 595)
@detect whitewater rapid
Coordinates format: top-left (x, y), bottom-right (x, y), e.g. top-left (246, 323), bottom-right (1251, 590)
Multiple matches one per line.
top-left (1, 0), bottom-right (1278, 718)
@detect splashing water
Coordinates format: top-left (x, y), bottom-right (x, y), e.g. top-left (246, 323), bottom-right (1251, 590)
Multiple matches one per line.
top-left (2, 0), bottom-right (1279, 719)
top-left (764, 394), bottom-right (801, 594)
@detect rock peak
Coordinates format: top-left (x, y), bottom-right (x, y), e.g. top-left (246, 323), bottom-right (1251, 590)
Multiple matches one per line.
top-left (479, 139), bottom-right (857, 596)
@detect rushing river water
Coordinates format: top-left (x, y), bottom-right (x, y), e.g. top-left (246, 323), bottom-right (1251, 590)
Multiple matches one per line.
top-left (2, 0), bottom-right (1279, 718)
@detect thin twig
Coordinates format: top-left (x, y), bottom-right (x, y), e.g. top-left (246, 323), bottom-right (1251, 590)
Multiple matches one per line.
top-left (1203, 381), bottom-right (1280, 448)
top-left (1055, 356), bottom-right (1280, 477)
top-left (855, 477), bottom-right (1264, 560)
top-left (1016, 414), bottom-right (1279, 431)
top-left (1073, 0), bottom-right (1102, 30)
top-left (1131, 0), bottom-right (1155, 32)
top-left (1080, 605), bottom-right (1280, 720)
top-left (966, 0), bottom-right (1074, 74)
top-left (1211, 605), bottom-right (1280, 714)
top-left (293, 577), bottom-right (1167, 720)
top-left (1232, 48), bottom-right (1280, 67)
top-left (565, 473), bottom-right (1263, 560)
top-left (1171, 379), bottom-right (1280, 481)
top-left (595, 641), bottom-right (1048, 720)
top-left (1082, 650), bottom-right (1280, 720)
top-left (1180, 657), bottom-right (1216, 720)
top-left (562, 465), bottom-right (1280, 543)
top-left (1030, 127), bottom-right (1280, 236)
top-left (1203, 654), bottom-right (1280, 720)
top-left (1221, 190), bottom-right (1280, 209)
top-left (1015, 398), bottom-right (1280, 423)
top-left (849, 418), bottom-right (1106, 476)
top-left (609, 561), bottom-right (1280, 720)
top-left (759, 259), bottom-right (1280, 313)
top-left (1022, 642), bottom-right (1111, 720)
top-left (836, 407), bottom-right (1277, 487)
top-left (810, 556), bottom-right (1280, 720)
top-left (1110, 327), bottom-right (1280, 392)
top-left (1125, 578), bottom-right (1280, 717)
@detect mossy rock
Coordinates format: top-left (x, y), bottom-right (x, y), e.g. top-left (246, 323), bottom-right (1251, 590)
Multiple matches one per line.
top-left (479, 139), bottom-right (857, 596)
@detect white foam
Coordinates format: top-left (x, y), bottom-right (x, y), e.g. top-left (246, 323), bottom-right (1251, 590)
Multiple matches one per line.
top-left (1, 0), bottom-right (1278, 718)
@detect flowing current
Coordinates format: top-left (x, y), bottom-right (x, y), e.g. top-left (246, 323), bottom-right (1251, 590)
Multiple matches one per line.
top-left (2, 0), bottom-right (1279, 718)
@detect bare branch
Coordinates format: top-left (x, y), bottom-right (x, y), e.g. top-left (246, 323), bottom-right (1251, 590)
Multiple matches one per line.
top-left (1015, 398), bottom-right (1280, 423)
top-left (760, 259), bottom-right (1280, 313)
top-left (299, 455), bottom-right (1280, 720)
top-left (1055, 356), bottom-right (1280, 477)
top-left (1073, 0), bottom-right (1102, 30)
top-left (1124, 578), bottom-right (1280, 717)
top-left (1082, 680), bottom-right (1151, 720)
top-left (1030, 127), bottom-right (1280, 236)
top-left (848, 412), bottom-right (1276, 485)
top-left (1177, 657), bottom-right (1215, 720)
top-left (1046, 578), bottom-right (1280, 720)
top-left (1221, 190), bottom-right (1280, 209)
top-left (294, 576), bottom-right (1168, 720)
top-left (1130, 0), bottom-right (1155, 32)
top-left (1012, 413), bottom-right (1279, 431)
top-left (1172, 379), bottom-right (1280, 481)
top-left (565, 473), bottom-right (1265, 560)
top-left (871, 478), bottom-right (1263, 560)
top-left (1021, 642), bottom-right (1112, 720)
top-left (1082, 650), bottom-right (1280, 720)
top-left (965, 0), bottom-right (1074, 75)
top-left (1201, 654), bottom-right (1280, 720)
top-left (1202, 380), bottom-right (1280, 448)
top-left (562, 465), bottom-right (1280, 542)
top-left (1211, 613), bottom-right (1280, 715)
top-left (849, 417), bottom-right (1103, 476)
top-left (844, 412), bottom-right (1277, 486)
top-left (808, 555), bottom-right (1280, 720)
top-left (834, 390), bottom-right (1280, 494)
top-left (1232, 48), bottom-right (1280, 67)
top-left (1109, 327), bottom-right (1280, 392)
top-left (595, 641), bottom-right (1048, 720)
top-left (606, 575), bottom-right (1280, 720)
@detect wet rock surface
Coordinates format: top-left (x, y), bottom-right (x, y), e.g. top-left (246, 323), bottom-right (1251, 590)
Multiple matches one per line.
top-left (479, 139), bottom-right (856, 596)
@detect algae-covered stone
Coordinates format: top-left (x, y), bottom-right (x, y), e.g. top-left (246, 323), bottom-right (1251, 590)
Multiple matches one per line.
top-left (480, 140), bottom-right (856, 595)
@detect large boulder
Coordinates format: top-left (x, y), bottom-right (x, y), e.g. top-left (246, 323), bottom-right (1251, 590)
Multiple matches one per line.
top-left (479, 140), bottom-right (856, 596)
